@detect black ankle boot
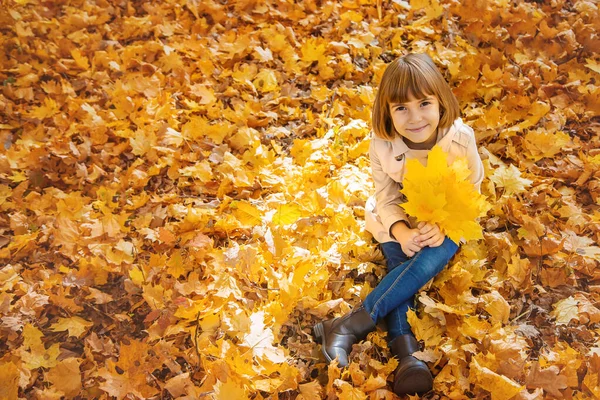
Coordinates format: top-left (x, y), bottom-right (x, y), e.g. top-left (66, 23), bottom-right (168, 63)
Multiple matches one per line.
top-left (313, 305), bottom-right (376, 367)
top-left (389, 334), bottom-right (433, 395)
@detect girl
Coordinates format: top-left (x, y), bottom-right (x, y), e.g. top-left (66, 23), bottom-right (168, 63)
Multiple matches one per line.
top-left (313, 53), bottom-right (484, 395)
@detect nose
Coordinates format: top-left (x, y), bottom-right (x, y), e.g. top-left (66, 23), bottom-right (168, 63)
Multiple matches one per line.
top-left (408, 109), bottom-right (423, 124)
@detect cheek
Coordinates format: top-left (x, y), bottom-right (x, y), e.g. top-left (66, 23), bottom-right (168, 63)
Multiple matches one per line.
top-left (430, 108), bottom-right (441, 123)
top-left (391, 114), bottom-right (406, 127)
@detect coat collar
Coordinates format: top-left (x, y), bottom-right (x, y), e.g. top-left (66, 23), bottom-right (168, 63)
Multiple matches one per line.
top-left (389, 118), bottom-right (462, 158)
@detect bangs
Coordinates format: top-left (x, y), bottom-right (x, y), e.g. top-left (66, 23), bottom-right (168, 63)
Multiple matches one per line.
top-left (372, 53), bottom-right (460, 140)
top-left (383, 65), bottom-right (435, 105)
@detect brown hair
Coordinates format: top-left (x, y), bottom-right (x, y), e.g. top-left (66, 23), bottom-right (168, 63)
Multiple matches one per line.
top-left (372, 53), bottom-right (460, 140)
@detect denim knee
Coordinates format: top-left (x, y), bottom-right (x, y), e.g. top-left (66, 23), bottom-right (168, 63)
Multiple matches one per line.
top-left (380, 241), bottom-right (409, 271)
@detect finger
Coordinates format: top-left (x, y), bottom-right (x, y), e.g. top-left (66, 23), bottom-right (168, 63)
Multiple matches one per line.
top-left (418, 223), bottom-right (434, 235)
top-left (428, 235), bottom-right (446, 247)
top-left (409, 239), bottom-right (423, 249)
top-left (433, 236), bottom-right (446, 247)
top-left (404, 244), bottom-right (418, 256)
top-left (415, 230), bottom-right (437, 243)
top-left (409, 243), bottom-right (422, 253)
top-left (422, 223), bottom-right (441, 235)
top-left (417, 221), bottom-right (426, 230)
top-left (420, 234), bottom-right (442, 247)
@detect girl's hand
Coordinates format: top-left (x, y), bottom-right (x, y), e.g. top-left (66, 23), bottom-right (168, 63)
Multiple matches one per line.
top-left (416, 222), bottom-right (445, 248)
top-left (391, 222), bottom-right (423, 257)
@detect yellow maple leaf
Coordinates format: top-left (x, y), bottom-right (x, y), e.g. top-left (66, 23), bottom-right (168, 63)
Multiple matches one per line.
top-left (71, 49), bottom-right (90, 70)
top-left (410, 0), bottom-right (444, 19)
top-left (335, 380), bottom-right (368, 400)
top-left (20, 324), bottom-right (60, 369)
top-left (300, 38), bottom-right (328, 63)
top-left (45, 358), bottom-right (82, 397)
top-left (584, 371), bottom-right (600, 398)
top-left (506, 255), bottom-right (532, 286)
top-left (0, 184), bottom-right (11, 207)
top-left (0, 362), bottom-right (19, 400)
top-left (406, 309), bottom-right (445, 347)
top-left (231, 201), bottom-right (262, 226)
top-left (551, 296), bottom-right (579, 325)
top-left (105, 240), bottom-right (135, 264)
top-left (272, 203), bottom-right (302, 226)
top-left (50, 316), bottom-right (93, 338)
top-left (9, 170), bottom-right (27, 183)
top-left (585, 58), bottom-right (600, 74)
top-left (300, 38), bottom-right (334, 79)
top-left (97, 361), bottom-right (152, 399)
top-left (297, 381), bottom-right (323, 400)
top-left (519, 101), bottom-right (551, 130)
top-left (179, 160), bottom-right (213, 183)
top-left (232, 63), bottom-right (258, 85)
top-left (523, 129), bottom-right (571, 161)
top-left (241, 311), bottom-right (286, 363)
top-left (253, 69), bottom-right (279, 93)
top-left (129, 129), bottom-right (157, 156)
top-left (166, 248), bottom-right (189, 278)
top-left (470, 359), bottom-right (524, 400)
top-left (401, 145), bottom-right (490, 243)
top-left (28, 97), bottom-right (59, 119)
top-left (458, 315), bottom-right (493, 341)
top-left (551, 344), bottom-right (583, 387)
top-left (129, 266), bottom-right (145, 285)
top-left (481, 291), bottom-right (510, 324)
top-left (205, 120), bottom-right (237, 144)
top-left (361, 375), bottom-right (387, 392)
top-left (22, 323), bottom-right (43, 350)
top-left (488, 163), bottom-right (532, 196)
top-left (213, 378), bottom-right (249, 400)
top-left (576, 246), bottom-right (600, 261)
top-left (189, 84), bottom-right (217, 105)
top-left (142, 283), bottom-right (172, 311)
top-left (348, 138), bottom-right (370, 160)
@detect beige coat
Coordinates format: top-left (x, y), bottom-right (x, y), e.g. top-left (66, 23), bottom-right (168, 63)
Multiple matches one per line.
top-left (365, 118), bottom-right (484, 243)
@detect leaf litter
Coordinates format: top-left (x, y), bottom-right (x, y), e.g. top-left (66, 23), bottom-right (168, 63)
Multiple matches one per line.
top-left (0, 0), bottom-right (599, 399)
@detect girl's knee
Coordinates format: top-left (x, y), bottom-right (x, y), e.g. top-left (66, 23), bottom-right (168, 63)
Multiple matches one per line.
top-left (418, 240), bottom-right (457, 271)
top-left (423, 239), bottom-right (456, 257)
top-left (441, 237), bottom-right (459, 258)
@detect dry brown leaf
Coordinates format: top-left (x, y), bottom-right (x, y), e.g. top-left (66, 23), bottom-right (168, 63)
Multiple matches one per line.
top-left (526, 362), bottom-right (567, 398)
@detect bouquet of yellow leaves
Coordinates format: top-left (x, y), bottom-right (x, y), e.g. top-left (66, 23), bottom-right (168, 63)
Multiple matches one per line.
top-left (400, 145), bottom-right (490, 243)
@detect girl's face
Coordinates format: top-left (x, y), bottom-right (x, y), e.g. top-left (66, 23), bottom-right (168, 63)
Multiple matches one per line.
top-left (389, 94), bottom-right (440, 150)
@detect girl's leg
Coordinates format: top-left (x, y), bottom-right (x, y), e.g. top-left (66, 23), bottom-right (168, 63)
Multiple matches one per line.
top-left (380, 241), bottom-right (410, 271)
top-left (374, 238), bottom-right (458, 396)
top-left (313, 238), bottom-right (457, 370)
top-left (386, 301), bottom-right (414, 339)
top-left (311, 241), bottom-right (410, 367)
top-left (363, 237), bottom-right (458, 327)
top-left (379, 242), bottom-right (414, 339)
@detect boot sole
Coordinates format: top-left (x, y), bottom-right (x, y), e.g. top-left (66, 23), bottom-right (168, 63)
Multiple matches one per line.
top-left (312, 322), bottom-right (335, 363)
top-left (394, 366), bottom-right (434, 395)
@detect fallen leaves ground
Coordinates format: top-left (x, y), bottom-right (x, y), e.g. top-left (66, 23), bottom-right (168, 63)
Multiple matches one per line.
top-left (1, 0), bottom-right (599, 399)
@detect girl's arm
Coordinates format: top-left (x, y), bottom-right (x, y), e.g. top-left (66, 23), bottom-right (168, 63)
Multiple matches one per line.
top-left (369, 140), bottom-right (410, 239)
top-left (391, 221), bottom-right (424, 257)
top-left (464, 126), bottom-right (485, 191)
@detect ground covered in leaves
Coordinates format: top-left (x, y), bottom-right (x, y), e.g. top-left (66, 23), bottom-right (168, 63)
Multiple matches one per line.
top-left (1, 0), bottom-right (600, 398)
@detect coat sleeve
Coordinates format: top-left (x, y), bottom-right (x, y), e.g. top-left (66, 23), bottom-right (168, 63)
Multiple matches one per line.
top-left (369, 140), bottom-right (410, 237)
top-left (464, 126), bottom-right (485, 192)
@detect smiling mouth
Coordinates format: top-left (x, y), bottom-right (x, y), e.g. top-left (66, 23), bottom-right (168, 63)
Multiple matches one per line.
top-left (407, 125), bottom-right (428, 132)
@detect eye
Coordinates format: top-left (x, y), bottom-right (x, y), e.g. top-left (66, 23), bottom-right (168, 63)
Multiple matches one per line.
top-left (394, 106), bottom-right (406, 112)
top-left (420, 100), bottom-right (431, 107)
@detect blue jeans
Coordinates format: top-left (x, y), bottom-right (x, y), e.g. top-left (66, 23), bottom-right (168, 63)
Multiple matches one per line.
top-left (363, 238), bottom-right (458, 340)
